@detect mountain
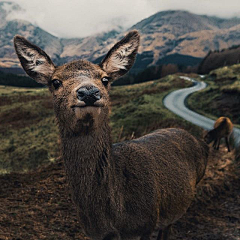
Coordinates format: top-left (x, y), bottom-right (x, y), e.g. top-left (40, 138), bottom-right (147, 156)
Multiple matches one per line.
top-left (1, 2), bottom-right (240, 72)
top-left (0, 2), bottom-right (62, 68)
top-left (130, 10), bottom-right (240, 67)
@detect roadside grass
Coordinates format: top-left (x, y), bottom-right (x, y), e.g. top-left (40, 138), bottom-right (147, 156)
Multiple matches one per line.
top-left (0, 75), bottom-right (201, 174)
top-left (0, 86), bottom-right (58, 174)
top-left (110, 75), bottom-right (200, 142)
top-left (187, 64), bottom-right (240, 126)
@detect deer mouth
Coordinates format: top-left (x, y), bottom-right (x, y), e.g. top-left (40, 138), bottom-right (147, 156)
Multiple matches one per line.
top-left (72, 102), bottom-right (103, 120)
top-left (71, 102), bottom-right (104, 109)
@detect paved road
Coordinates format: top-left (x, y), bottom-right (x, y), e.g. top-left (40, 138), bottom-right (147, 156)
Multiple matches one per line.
top-left (163, 77), bottom-right (240, 146)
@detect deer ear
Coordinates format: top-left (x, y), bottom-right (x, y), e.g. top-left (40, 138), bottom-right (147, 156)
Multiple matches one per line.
top-left (14, 35), bottom-right (55, 85)
top-left (100, 30), bottom-right (140, 80)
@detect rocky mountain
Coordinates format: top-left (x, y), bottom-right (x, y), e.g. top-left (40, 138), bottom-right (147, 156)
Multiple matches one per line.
top-left (130, 10), bottom-right (240, 69)
top-left (1, 1), bottom-right (240, 72)
top-left (0, 2), bottom-right (62, 68)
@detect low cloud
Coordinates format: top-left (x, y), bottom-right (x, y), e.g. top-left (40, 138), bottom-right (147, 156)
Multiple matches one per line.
top-left (2, 0), bottom-right (240, 38)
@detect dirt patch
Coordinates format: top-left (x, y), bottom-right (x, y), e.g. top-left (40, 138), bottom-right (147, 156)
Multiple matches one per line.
top-left (0, 147), bottom-right (239, 239)
top-left (173, 148), bottom-right (240, 240)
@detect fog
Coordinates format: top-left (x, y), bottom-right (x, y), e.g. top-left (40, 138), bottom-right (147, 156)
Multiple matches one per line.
top-left (2, 0), bottom-right (240, 38)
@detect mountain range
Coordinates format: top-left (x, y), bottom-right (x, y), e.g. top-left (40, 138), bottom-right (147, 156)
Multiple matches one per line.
top-left (1, 1), bottom-right (240, 72)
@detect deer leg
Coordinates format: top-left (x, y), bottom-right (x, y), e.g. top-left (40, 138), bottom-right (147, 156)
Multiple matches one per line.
top-left (213, 139), bottom-right (217, 149)
top-left (140, 227), bottom-right (160, 240)
top-left (225, 137), bottom-right (231, 152)
top-left (154, 225), bottom-right (172, 240)
top-left (140, 233), bottom-right (151, 240)
top-left (156, 229), bottom-right (163, 240)
top-left (161, 225), bottom-right (172, 240)
top-left (214, 138), bottom-right (219, 150)
top-left (102, 232), bottom-right (120, 240)
top-left (217, 138), bottom-right (221, 150)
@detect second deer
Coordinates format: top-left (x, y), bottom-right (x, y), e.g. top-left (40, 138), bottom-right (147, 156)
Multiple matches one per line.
top-left (204, 117), bottom-right (233, 152)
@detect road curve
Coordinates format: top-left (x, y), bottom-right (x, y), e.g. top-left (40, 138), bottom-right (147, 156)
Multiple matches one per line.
top-left (163, 77), bottom-right (240, 146)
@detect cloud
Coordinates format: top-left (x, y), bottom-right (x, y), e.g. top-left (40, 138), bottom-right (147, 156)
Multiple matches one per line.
top-left (3, 0), bottom-right (158, 38)
top-left (156, 0), bottom-right (240, 19)
top-left (2, 0), bottom-right (240, 38)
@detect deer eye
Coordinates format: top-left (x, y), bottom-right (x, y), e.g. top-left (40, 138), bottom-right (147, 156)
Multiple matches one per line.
top-left (101, 77), bottom-right (110, 87)
top-left (52, 79), bottom-right (62, 89)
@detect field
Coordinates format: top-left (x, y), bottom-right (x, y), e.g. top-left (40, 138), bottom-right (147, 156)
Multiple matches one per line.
top-left (0, 140), bottom-right (239, 239)
top-left (0, 73), bottom-right (239, 239)
top-left (0, 75), bottom-right (200, 174)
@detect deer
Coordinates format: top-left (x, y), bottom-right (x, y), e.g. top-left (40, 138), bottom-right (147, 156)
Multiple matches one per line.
top-left (14, 31), bottom-right (209, 240)
top-left (204, 116), bottom-right (233, 152)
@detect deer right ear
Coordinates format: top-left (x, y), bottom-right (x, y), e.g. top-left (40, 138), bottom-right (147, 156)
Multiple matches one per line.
top-left (100, 30), bottom-right (140, 80)
top-left (14, 35), bottom-right (55, 85)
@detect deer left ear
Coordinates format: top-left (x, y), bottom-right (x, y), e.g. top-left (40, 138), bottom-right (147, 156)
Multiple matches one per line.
top-left (14, 35), bottom-right (55, 85)
top-left (100, 30), bottom-right (140, 80)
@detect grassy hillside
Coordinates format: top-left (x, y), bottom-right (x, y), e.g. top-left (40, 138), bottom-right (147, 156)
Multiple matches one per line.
top-left (198, 45), bottom-right (240, 74)
top-left (188, 64), bottom-right (240, 125)
top-left (0, 75), bottom-right (202, 174)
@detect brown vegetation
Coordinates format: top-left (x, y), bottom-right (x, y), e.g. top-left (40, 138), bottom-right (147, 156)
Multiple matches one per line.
top-left (198, 45), bottom-right (240, 74)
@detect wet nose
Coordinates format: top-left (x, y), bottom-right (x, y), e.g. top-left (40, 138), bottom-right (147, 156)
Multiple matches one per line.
top-left (77, 86), bottom-right (101, 106)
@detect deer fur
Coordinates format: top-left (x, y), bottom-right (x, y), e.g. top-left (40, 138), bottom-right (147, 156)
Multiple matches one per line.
top-left (204, 117), bottom-right (233, 152)
top-left (14, 31), bottom-right (209, 240)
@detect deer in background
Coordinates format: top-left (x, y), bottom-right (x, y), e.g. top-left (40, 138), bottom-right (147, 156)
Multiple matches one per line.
top-left (14, 31), bottom-right (209, 240)
top-left (204, 117), bottom-right (233, 152)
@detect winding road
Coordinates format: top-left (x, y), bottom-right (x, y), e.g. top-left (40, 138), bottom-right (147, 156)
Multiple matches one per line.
top-left (163, 76), bottom-right (240, 146)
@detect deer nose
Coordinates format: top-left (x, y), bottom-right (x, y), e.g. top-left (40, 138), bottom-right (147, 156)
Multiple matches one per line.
top-left (77, 86), bottom-right (101, 106)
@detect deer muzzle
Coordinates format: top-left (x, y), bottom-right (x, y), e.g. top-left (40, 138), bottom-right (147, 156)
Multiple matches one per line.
top-left (77, 86), bottom-right (101, 106)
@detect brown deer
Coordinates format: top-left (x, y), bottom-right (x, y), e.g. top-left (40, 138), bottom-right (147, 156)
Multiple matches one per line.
top-left (14, 31), bottom-right (209, 240)
top-left (204, 117), bottom-right (233, 152)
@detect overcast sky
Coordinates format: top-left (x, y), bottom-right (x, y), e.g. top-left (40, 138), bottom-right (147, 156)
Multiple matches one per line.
top-left (2, 0), bottom-right (240, 38)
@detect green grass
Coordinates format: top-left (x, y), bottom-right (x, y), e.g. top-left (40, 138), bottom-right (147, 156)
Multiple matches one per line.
top-left (0, 75), bottom-right (201, 174)
top-left (188, 64), bottom-right (240, 126)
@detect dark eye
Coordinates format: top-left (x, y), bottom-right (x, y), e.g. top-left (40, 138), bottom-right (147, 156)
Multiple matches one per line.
top-left (52, 79), bottom-right (62, 89)
top-left (101, 77), bottom-right (110, 87)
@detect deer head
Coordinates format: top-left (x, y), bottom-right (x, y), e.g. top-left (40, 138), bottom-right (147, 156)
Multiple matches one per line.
top-left (14, 31), bottom-right (140, 135)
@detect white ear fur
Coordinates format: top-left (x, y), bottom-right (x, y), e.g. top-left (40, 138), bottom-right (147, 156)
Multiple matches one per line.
top-left (103, 41), bottom-right (139, 72)
top-left (14, 35), bottom-right (55, 85)
top-left (16, 45), bottom-right (54, 75)
top-left (100, 30), bottom-right (140, 79)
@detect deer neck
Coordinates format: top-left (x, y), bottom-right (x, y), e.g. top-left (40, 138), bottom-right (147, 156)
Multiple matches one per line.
top-left (60, 118), bottom-right (115, 199)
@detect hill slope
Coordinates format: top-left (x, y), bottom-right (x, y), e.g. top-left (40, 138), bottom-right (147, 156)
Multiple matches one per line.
top-left (198, 45), bottom-right (240, 74)
top-left (188, 64), bottom-right (240, 125)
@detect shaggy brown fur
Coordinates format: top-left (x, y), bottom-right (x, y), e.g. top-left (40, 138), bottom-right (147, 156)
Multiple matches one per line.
top-left (204, 117), bottom-right (233, 152)
top-left (14, 31), bottom-right (209, 240)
